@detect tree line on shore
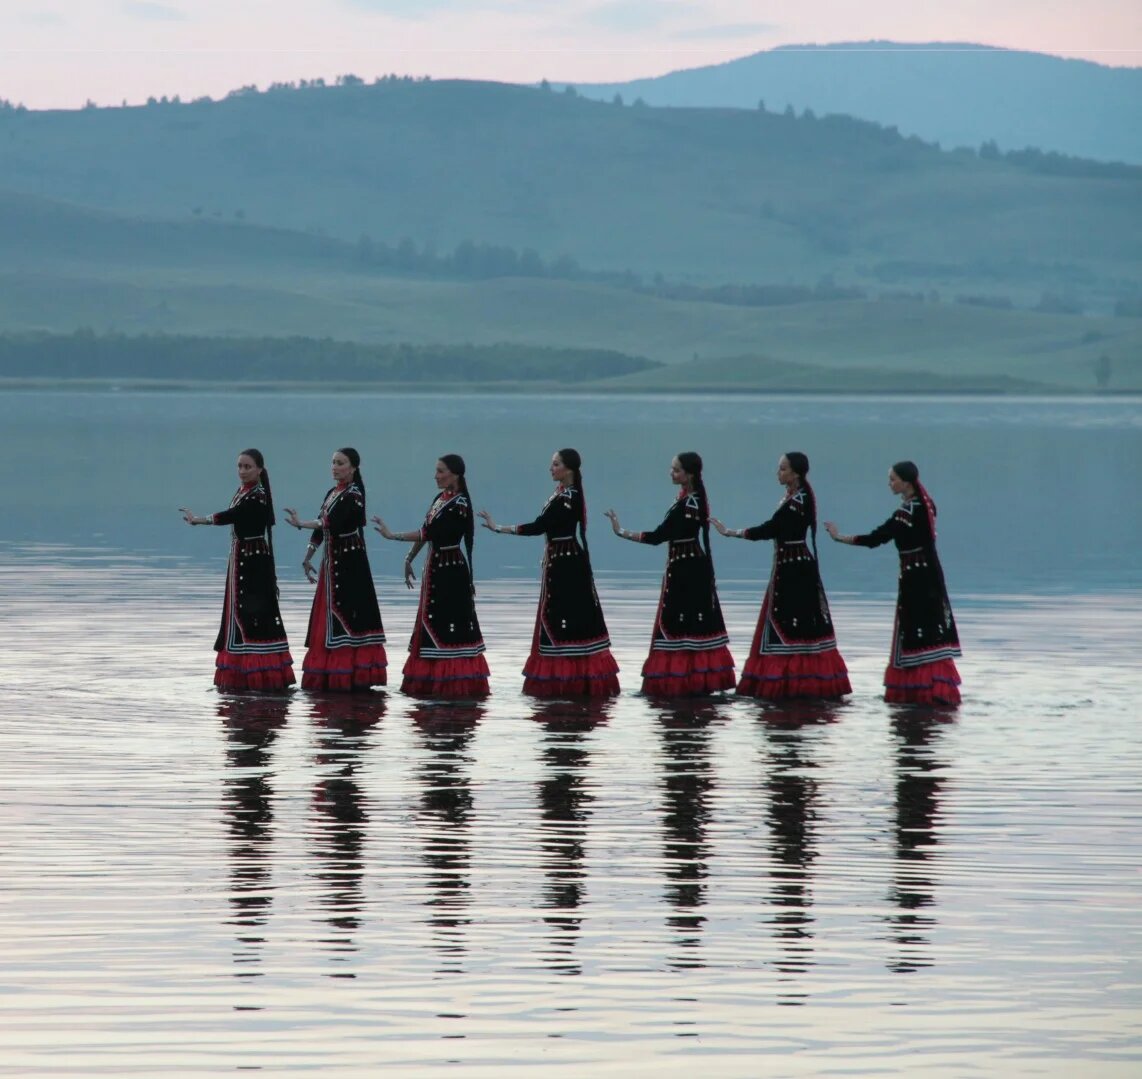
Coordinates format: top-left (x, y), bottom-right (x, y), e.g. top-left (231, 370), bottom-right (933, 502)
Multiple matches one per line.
top-left (0, 332), bottom-right (659, 383)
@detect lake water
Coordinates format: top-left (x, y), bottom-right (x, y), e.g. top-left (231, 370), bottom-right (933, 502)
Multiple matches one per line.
top-left (1, 392), bottom-right (1140, 1075)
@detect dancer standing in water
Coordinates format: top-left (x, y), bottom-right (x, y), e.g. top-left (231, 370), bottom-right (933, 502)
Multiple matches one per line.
top-left (372, 454), bottom-right (489, 699)
top-left (605, 452), bottom-right (735, 696)
top-left (180, 448), bottom-right (295, 691)
top-left (825, 460), bottom-right (961, 705)
top-left (479, 448), bottom-right (619, 698)
top-left (713, 452), bottom-right (850, 700)
top-left (284, 447), bottom-right (387, 691)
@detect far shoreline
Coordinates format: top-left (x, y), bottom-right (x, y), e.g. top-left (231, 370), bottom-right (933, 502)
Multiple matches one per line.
top-left (0, 377), bottom-right (1134, 399)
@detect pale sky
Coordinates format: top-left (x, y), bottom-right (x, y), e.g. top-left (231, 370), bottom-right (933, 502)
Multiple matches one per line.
top-left (3, 0), bottom-right (1140, 109)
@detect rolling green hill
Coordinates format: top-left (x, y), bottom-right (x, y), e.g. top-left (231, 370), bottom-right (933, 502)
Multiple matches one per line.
top-left (2, 79), bottom-right (1139, 304)
top-left (569, 43), bottom-right (1142, 166)
top-left (1, 196), bottom-right (1138, 391)
top-left (2, 80), bottom-right (1140, 393)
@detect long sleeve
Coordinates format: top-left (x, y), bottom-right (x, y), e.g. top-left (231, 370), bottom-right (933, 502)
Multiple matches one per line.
top-left (742, 513), bottom-right (781, 542)
top-left (210, 487), bottom-right (269, 534)
top-left (637, 497), bottom-right (698, 546)
top-left (852, 513), bottom-right (903, 549)
top-left (742, 495), bottom-right (806, 543)
top-left (513, 488), bottom-right (576, 537)
top-left (307, 485), bottom-right (336, 549)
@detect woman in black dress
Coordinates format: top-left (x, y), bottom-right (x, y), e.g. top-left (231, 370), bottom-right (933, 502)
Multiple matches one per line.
top-left (284, 447), bottom-right (387, 691)
top-left (825, 460), bottom-right (961, 705)
top-left (180, 448), bottom-right (295, 691)
top-left (479, 448), bottom-right (619, 698)
top-left (372, 454), bottom-right (490, 699)
top-left (605, 452), bottom-right (735, 696)
top-left (713, 452), bottom-right (850, 700)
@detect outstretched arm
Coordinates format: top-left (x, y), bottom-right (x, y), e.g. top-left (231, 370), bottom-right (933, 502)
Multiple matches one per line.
top-left (179, 507), bottom-right (212, 526)
top-left (710, 516), bottom-right (751, 538)
top-left (824, 521), bottom-right (855, 545)
top-left (284, 507), bottom-right (321, 531)
top-left (478, 509), bottom-right (519, 535)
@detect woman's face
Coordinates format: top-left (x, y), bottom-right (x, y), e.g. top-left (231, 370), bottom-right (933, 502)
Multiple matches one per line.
top-left (435, 460), bottom-right (458, 490)
top-left (237, 454), bottom-right (261, 486)
top-left (550, 453), bottom-right (571, 484)
top-left (670, 456), bottom-right (691, 488)
top-left (776, 455), bottom-right (796, 487)
top-left (331, 452), bottom-right (355, 485)
top-left (888, 469), bottom-right (907, 495)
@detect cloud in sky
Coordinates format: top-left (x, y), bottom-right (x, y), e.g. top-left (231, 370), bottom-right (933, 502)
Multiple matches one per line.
top-left (585, 1), bottom-right (684, 33)
top-left (2, 0), bottom-right (1138, 109)
top-left (673, 22), bottom-right (781, 41)
top-left (342, 0), bottom-right (546, 17)
top-left (123, 1), bottom-right (186, 19)
top-left (17, 9), bottom-right (66, 23)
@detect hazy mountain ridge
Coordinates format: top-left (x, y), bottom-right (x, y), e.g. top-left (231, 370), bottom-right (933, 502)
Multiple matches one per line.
top-left (1, 78), bottom-right (1139, 392)
top-left (1, 77), bottom-right (1138, 303)
top-left (565, 42), bottom-right (1142, 165)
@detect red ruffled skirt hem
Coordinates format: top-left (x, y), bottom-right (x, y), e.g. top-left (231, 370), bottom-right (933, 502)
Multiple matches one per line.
top-left (522, 650), bottom-right (620, 698)
top-left (401, 654), bottom-right (491, 699)
top-left (214, 649), bottom-right (296, 692)
top-left (737, 649), bottom-right (852, 700)
top-left (301, 642), bottom-right (388, 691)
top-left (884, 658), bottom-right (961, 705)
top-left (641, 645), bottom-right (736, 697)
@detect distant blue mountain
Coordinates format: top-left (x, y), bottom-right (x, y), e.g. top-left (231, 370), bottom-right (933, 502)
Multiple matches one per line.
top-left (564, 42), bottom-right (1142, 164)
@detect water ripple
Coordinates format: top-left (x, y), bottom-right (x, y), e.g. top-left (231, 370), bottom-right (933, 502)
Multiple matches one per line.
top-left (1, 555), bottom-right (1140, 1074)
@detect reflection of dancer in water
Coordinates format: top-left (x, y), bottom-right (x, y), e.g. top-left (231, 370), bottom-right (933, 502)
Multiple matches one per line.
top-left (413, 705), bottom-right (482, 969)
top-left (479, 448), bottom-right (619, 698)
top-left (219, 694), bottom-right (291, 979)
top-left (606, 452), bottom-right (736, 697)
top-left (759, 710), bottom-right (834, 1000)
top-left (887, 714), bottom-right (947, 973)
top-left (372, 454), bottom-right (489, 699)
top-left (826, 460), bottom-right (961, 705)
top-left (309, 698), bottom-right (382, 967)
top-left (534, 704), bottom-right (607, 974)
top-left (713, 452), bottom-right (850, 700)
top-left (654, 704), bottom-right (719, 968)
top-left (284, 448), bottom-right (387, 691)
top-left (180, 448), bottom-right (294, 691)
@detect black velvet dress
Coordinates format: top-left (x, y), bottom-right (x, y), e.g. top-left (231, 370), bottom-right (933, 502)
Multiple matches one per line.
top-left (633, 492), bottom-right (736, 696)
top-left (210, 482), bottom-right (294, 691)
top-left (853, 493), bottom-right (962, 705)
top-left (508, 485), bottom-right (620, 697)
top-left (301, 482), bottom-right (388, 691)
top-left (737, 488), bottom-right (851, 700)
top-left (402, 490), bottom-right (490, 698)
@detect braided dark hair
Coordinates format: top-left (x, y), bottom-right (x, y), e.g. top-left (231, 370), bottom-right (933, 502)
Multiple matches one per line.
top-left (439, 454), bottom-right (475, 583)
top-left (337, 446), bottom-right (365, 502)
top-left (784, 451), bottom-right (817, 557)
top-left (557, 447), bottom-right (590, 560)
top-left (892, 459), bottom-right (938, 536)
top-left (677, 451), bottom-right (715, 574)
top-left (240, 447), bottom-right (278, 589)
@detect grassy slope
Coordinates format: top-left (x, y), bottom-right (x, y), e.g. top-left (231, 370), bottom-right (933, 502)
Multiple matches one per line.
top-left (1, 81), bottom-right (1139, 299)
top-left (1, 195), bottom-right (1139, 392)
top-left (571, 44), bottom-right (1142, 166)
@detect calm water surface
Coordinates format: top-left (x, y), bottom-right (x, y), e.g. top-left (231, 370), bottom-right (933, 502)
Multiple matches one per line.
top-left (1, 393), bottom-right (1140, 1076)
